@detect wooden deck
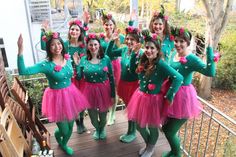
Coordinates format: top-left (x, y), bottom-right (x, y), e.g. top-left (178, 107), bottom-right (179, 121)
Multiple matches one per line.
top-left (45, 110), bottom-right (170, 157)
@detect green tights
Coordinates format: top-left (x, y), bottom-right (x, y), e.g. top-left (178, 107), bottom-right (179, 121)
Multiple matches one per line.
top-left (88, 109), bottom-right (107, 140)
top-left (137, 124), bottom-right (159, 145)
top-left (162, 118), bottom-right (187, 157)
top-left (54, 120), bottom-right (74, 155)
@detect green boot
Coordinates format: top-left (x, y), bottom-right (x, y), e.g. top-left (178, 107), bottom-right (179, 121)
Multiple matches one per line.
top-left (93, 128), bottom-right (100, 140)
top-left (99, 127), bottom-right (107, 140)
top-left (120, 121), bottom-right (136, 143)
top-left (61, 144), bottom-right (74, 155)
top-left (107, 103), bottom-right (116, 126)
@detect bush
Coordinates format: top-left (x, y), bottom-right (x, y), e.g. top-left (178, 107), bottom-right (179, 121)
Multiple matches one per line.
top-left (19, 74), bottom-right (48, 118)
top-left (214, 30), bottom-right (236, 90)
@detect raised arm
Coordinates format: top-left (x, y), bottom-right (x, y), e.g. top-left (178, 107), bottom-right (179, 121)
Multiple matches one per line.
top-left (74, 53), bottom-right (84, 80)
top-left (17, 34), bottom-right (45, 75)
top-left (191, 46), bottom-right (216, 77)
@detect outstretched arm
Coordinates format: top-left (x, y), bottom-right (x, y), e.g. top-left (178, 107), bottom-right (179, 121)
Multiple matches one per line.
top-left (17, 34), bottom-right (45, 75)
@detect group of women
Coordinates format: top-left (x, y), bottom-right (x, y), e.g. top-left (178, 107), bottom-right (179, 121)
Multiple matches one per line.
top-left (17, 6), bottom-right (217, 157)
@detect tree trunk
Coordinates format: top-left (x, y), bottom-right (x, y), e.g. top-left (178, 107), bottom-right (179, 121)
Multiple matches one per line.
top-left (141, 0), bottom-right (144, 18)
top-left (176, 0), bottom-right (181, 12)
top-left (199, 0), bottom-right (233, 99)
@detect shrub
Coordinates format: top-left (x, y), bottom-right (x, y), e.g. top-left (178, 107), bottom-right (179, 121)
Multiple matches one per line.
top-left (214, 30), bottom-right (236, 90)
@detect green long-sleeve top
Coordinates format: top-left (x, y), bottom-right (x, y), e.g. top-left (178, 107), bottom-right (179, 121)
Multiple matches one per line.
top-left (171, 46), bottom-right (216, 85)
top-left (106, 40), bottom-right (143, 81)
top-left (76, 55), bottom-right (116, 97)
top-left (100, 34), bottom-right (125, 60)
top-left (17, 55), bottom-right (74, 89)
top-left (101, 20), bottom-right (134, 60)
top-left (63, 40), bottom-right (86, 57)
top-left (162, 35), bottom-right (176, 65)
top-left (130, 53), bottom-right (183, 102)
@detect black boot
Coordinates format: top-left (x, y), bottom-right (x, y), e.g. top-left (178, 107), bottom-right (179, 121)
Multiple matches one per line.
top-left (76, 117), bottom-right (87, 134)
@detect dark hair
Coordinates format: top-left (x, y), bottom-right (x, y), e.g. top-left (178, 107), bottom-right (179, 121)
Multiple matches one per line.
top-left (68, 24), bottom-right (85, 44)
top-left (101, 11), bottom-right (117, 33)
top-left (138, 37), bottom-right (162, 76)
top-left (46, 37), bottom-right (66, 61)
top-left (86, 34), bottom-right (104, 60)
top-left (125, 26), bottom-right (141, 43)
top-left (149, 5), bottom-right (171, 36)
top-left (171, 27), bottom-right (192, 46)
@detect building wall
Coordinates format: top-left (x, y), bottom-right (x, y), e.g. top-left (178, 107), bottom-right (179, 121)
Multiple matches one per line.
top-left (0, 0), bottom-right (35, 71)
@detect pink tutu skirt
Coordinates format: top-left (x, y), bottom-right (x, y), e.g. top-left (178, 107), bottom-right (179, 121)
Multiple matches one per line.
top-left (82, 80), bottom-right (112, 112)
top-left (72, 70), bottom-right (86, 90)
top-left (118, 80), bottom-right (139, 105)
top-left (162, 84), bottom-right (202, 119)
top-left (127, 89), bottom-right (164, 128)
top-left (42, 83), bottom-right (89, 122)
top-left (112, 58), bottom-right (121, 87)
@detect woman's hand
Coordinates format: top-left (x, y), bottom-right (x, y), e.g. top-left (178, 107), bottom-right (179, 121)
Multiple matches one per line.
top-left (164, 99), bottom-right (173, 106)
top-left (17, 34), bottom-right (23, 55)
top-left (41, 20), bottom-right (50, 32)
top-left (130, 9), bottom-right (137, 21)
top-left (112, 29), bottom-right (120, 41)
top-left (83, 10), bottom-right (90, 24)
top-left (207, 31), bottom-right (213, 47)
top-left (73, 52), bottom-right (81, 65)
top-left (132, 43), bottom-right (142, 54)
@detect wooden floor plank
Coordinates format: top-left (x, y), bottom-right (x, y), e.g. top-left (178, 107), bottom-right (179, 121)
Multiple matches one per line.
top-left (45, 110), bottom-right (170, 157)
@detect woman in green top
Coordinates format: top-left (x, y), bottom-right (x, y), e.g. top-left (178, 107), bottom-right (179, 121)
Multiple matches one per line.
top-left (161, 27), bottom-right (216, 157)
top-left (74, 33), bottom-right (116, 140)
top-left (149, 5), bottom-right (175, 64)
top-left (17, 32), bottom-right (89, 155)
top-left (99, 12), bottom-right (125, 125)
top-left (40, 16), bottom-right (90, 134)
top-left (106, 26), bottom-right (143, 143)
top-left (127, 32), bottom-right (183, 157)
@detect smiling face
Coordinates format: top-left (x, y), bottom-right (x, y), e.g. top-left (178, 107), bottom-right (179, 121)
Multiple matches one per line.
top-left (125, 34), bottom-right (138, 50)
top-left (87, 39), bottom-right (100, 55)
top-left (174, 36), bottom-right (188, 55)
top-left (50, 39), bottom-right (63, 56)
top-left (103, 20), bottom-right (115, 34)
top-left (69, 25), bottom-right (81, 39)
top-left (152, 18), bottom-right (165, 35)
top-left (144, 41), bottom-right (159, 60)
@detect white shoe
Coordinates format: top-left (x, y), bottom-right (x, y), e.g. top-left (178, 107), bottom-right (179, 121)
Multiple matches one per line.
top-left (141, 144), bottom-right (155, 157)
top-left (139, 146), bottom-right (146, 156)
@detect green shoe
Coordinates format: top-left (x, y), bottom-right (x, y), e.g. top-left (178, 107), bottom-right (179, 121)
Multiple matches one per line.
top-left (54, 128), bottom-right (62, 146)
top-left (61, 145), bottom-right (74, 155)
top-left (99, 128), bottom-right (107, 140)
top-left (120, 133), bottom-right (136, 143)
top-left (93, 130), bottom-right (100, 140)
top-left (107, 115), bottom-right (115, 126)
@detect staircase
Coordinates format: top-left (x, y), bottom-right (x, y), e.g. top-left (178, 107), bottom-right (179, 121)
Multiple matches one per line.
top-left (29, 0), bottom-right (51, 23)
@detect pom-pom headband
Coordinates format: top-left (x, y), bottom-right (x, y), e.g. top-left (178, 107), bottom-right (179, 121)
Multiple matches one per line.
top-left (85, 33), bottom-right (98, 42)
top-left (101, 10), bottom-right (114, 22)
top-left (171, 27), bottom-right (191, 40)
top-left (125, 26), bottom-right (140, 35)
top-left (141, 29), bottom-right (161, 45)
top-left (69, 19), bottom-right (89, 31)
top-left (42, 31), bottom-right (60, 42)
top-left (152, 5), bottom-right (168, 21)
